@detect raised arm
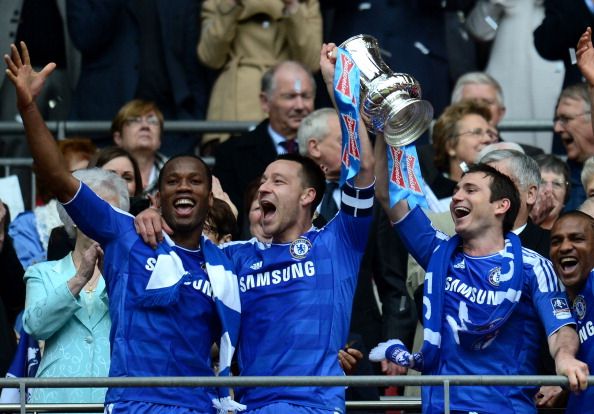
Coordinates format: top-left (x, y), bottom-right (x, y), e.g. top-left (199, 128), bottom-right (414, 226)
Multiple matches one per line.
top-left (577, 27), bottom-right (594, 129)
top-left (373, 133), bottom-right (410, 223)
top-left (548, 325), bottom-right (589, 393)
top-left (319, 43), bottom-right (374, 189)
top-left (4, 42), bottom-right (79, 202)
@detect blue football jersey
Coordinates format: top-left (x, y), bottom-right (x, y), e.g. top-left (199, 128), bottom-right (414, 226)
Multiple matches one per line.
top-left (63, 183), bottom-right (220, 412)
top-left (566, 271), bottom-right (594, 414)
top-left (222, 183), bottom-right (374, 413)
top-left (397, 208), bottom-right (573, 414)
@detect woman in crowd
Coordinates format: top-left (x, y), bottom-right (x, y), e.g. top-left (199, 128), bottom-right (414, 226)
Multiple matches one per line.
top-left (23, 169), bottom-right (129, 409)
top-left (421, 100), bottom-right (498, 208)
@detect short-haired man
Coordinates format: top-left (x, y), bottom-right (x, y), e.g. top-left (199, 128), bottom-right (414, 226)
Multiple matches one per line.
top-left (371, 134), bottom-right (588, 413)
top-left (297, 107), bottom-right (342, 224)
top-left (550, 211), bottom-right (594, 413)
top-left (214, 60), bottom-right (315, 232)
top-left (220, 44), bottom-right (374, 413)
top-left (5, 42), bottom-right (241, 414)
top-left (553, 83), bottom-right (594, 211)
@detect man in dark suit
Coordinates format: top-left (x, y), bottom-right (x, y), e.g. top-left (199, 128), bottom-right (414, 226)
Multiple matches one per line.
top-left (214, 60), bottom-right (315, 233)
top-left (66, 0), bottom-right (211, 154)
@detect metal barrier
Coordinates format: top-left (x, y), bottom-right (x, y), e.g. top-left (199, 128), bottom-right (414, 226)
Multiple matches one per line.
top-left (0, 375), bottom-right (588, 414)
top-left (0, 118), bottom-right (557, 211)
top-left (0, 119), bottom-right (555, 139)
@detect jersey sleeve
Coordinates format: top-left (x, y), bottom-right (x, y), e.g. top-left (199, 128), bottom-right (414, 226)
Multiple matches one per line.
top-left (62, 181), bottom-right (132, 246)
top-left (526, 253), bottom-right (575, 336)
top-left (394, 205), bottom-right (449, 270)
top-left (329, 181), bottom-right (374, 252)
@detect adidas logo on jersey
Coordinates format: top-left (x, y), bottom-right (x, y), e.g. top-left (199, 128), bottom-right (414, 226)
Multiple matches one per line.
top-left (250, 261), bottom-right (263, 270)
top-left (453, 259), bottom-right (465, 269)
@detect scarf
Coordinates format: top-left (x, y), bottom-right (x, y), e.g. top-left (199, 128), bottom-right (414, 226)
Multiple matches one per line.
top-left (138, 234), bottom-right (244, 413)
top-left (418, 230), bottom-right (524, 373)
top-left (370, 211), bottom-right (524, 374)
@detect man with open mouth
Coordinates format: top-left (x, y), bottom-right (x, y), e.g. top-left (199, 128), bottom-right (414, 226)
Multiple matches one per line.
top-left (370, 134), bottom-right (589, 413)
top-left (550, 211), bottom-right (594, 413)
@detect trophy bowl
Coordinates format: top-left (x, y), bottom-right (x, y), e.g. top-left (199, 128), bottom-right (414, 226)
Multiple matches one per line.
top-left (338, 34), bottom-right (434, 147)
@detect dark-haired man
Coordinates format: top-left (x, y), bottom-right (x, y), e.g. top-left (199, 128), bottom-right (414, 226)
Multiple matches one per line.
top-left (219, 43), bottom-right (375, 414)
top-left (5, 42), bottom-right (240, 414)
top-left (371, 133), bottom-right (588, 413)
top-left (550, 211), bottom-right (594, 413)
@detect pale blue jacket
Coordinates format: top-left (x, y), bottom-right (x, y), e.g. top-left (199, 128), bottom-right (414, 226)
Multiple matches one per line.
top-left (23, 253), bottom-right (110, 405)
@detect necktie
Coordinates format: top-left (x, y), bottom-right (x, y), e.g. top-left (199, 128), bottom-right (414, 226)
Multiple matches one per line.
top-left (320, 181), bottom-right (339, 221)
top-left (280, 139), bottom-right (298, 154)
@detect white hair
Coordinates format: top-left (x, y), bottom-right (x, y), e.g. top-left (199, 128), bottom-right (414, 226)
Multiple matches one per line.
top-left (57, 168), bottom-right (129, 237)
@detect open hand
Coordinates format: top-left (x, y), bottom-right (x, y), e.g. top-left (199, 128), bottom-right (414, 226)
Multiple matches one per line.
top-left (4, 42), bottom-right (56, 111)
top-left (577, 27), bottom-right (594, 87)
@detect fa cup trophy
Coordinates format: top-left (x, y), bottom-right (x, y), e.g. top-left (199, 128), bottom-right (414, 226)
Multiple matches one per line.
top-left (338, 35), bottom-right (433, 147)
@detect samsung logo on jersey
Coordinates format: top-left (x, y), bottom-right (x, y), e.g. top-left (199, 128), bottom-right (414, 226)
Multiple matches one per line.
top-left (239, 261), bottom-right (316, 293)
top-left (444, 277), bottom-right (505, 305)
top-left (578, 321), bottom-right (594, 344)
top-left (184, 278), bottom-right (214, 299)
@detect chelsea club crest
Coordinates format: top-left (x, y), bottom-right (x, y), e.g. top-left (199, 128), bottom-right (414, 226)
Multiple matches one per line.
top-left (573, 295), bottom-right (587, 320)
top-left (289, 237), bottom-right (312, 259)
top-left (487, 267), bottom-right (501, 287)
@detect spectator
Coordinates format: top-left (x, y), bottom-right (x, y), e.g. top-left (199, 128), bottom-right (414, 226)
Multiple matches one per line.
top-left (465, 0), bottom-right (564, 153)
top-left (23, 169), bottom-right (128, 407)
top-left (8, 137), bottom-right (96, 269)
top-left (296, 107), bottom-right (341, 225)
top-left (420, 100), bottom-right (498, 209)
top-left (479, 149), bottom-right (551, 257)
top-left (581, 156), bottom-right (594, 199)
top-left (449, 71), bottom-right (544, 157)
top-left (197, 0), bottom-right (322, 155)
top-left (111, 100), bottom-right (167, 196)
top-left (533, 154), bottom-right (570, 230)
top-left (89, 146), bottom-right (143, 198)
top-left (372, 137), bottom-right (588, 412)
top-left (553, 83), bottom-right (594, 210)
top-left (550, 211), bottom-right (594, 413)
top-left (67, 0), bottom-right (210, 155)
top-left (214, 60), bottom-right (315, 228)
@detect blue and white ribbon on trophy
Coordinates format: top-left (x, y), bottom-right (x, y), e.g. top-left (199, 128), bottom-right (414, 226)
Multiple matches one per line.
top-left (333, 47), bottom-right (362, 186)
top-left (387, 144), bottom-right (428, 209)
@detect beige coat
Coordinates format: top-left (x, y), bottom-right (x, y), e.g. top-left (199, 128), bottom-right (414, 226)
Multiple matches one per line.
top-left (197, 0), bottom-right (322, 145)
